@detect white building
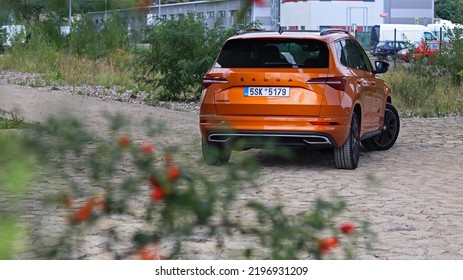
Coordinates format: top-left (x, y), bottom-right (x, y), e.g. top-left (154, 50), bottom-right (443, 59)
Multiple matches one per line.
top-left (280, 0), bottom-right (435, 32)
top-left (89, 0), bottom-right (279, 31)
top-left (87, 0), bottom-right (435, 33)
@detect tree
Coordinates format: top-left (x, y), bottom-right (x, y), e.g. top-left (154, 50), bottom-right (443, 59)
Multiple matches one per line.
top-left (435, 0), bottom-right (463, 23)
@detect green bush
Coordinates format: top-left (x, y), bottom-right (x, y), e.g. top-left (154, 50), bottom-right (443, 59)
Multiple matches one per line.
top-left (385, 62), bottom-right (463, 117)
top-left (0, 114), bottom-right (373, 260)
top-left (138, 14), bottom-right (260, 101)
top-left (69, 13), bottom-right (128, 59)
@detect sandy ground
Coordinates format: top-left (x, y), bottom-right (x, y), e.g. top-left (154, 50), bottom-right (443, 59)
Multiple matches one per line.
top-left (1, 83), bottom-right (463, 260)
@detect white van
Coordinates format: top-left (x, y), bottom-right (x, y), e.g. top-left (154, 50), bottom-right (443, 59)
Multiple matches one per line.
top-left (427, 19), bottom-right (463, 41)
top-left (370, 24), bottom-right (437, 53)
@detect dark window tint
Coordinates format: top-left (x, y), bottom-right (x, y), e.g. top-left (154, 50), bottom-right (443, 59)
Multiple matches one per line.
top-left (336, 39), bottom-right (372, 72)
top-left (216, 39), bottom-right (329, 68)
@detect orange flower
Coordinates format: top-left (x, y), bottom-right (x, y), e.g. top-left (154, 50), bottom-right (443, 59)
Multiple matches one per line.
top-left (318, 237), bottom-right (339, 254)
top-left (140, 141), bottom-right (154, 154)
top-left (166, 165), bottom-right (181, 181)
top-left (117, 134), bottom-right (131, 148)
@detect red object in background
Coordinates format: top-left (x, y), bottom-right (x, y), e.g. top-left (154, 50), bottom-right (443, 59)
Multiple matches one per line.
top-left (254, 0), bottom-right (266, 7)
top-left (400, 41), bottom-right (451, 62)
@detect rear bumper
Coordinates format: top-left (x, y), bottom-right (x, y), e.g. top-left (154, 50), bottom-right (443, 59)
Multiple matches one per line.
top-left (206, 130), bottom-right (336, 149)
top-left (200, 115), bottom-right (350, 148)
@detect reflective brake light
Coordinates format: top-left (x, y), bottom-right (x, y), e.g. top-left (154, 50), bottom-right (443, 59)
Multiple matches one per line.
top-left (306, 77), bottom-right (346, 91)
top-left (202, 75), bottom-right (228, 90)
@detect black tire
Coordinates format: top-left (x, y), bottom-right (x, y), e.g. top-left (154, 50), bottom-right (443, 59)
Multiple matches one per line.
top-left (201, 138), bottom-right (231, 166)
top-left (361, 103), bottom-right (400, 151)
top-left (334, 112), bottom-right (360, 170)
top-left (386, 54), bottom-right (394, 62)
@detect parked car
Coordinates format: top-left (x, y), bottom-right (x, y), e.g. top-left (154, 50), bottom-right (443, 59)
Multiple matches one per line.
top-left (398, 41), bottom-right (450, 62)
top-left (200, 29), bottom-right (400, 169)
top-left (374, 40), bottom-right (411, 61)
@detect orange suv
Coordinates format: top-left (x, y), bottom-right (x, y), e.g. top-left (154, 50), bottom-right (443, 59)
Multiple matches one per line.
top-left (200, 29), bottom-right (400, 169)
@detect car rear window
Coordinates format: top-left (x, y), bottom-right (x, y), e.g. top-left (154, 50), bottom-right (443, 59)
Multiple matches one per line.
top-left (216, 39), bottom-right (329, 68)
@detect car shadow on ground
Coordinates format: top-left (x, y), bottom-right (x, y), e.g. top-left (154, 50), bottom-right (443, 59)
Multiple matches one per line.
top-left (230, 146), bottom-right (374, 169)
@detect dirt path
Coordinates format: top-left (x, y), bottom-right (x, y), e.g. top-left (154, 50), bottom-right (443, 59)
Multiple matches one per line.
top-left (1, 83), bottom-right (463, 259)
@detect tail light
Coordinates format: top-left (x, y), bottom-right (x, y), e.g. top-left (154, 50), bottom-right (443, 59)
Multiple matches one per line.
top-left (306, 77), bottom-right (346, 91)
top-left (202, 75), bottom-right (228, 90)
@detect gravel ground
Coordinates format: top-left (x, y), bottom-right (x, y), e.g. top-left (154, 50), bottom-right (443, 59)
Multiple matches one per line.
top-left (0, 71), bottom-right (200, 115)
top-left (1, 71), bottom-right (463, 260)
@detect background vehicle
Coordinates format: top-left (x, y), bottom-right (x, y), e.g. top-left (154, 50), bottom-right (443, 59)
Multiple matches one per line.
top-left (370, 24), bottom-right (437, 54)
top-left (398, 41), bottom-right (450, 62)
top-left (427, 19), bottom-right (463, 42)
top-left (200, 29), bottom-right (400, 169)
top-left (374, 40), bottom-right (411, 61)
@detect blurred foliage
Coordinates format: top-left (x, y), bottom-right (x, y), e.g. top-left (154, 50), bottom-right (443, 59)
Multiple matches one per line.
top-left (384, 28), bottom-right (463, 117)
top-left (0, 130), bottom-right (36, 259)
top-left (0, 114), bottom-right (373, 259)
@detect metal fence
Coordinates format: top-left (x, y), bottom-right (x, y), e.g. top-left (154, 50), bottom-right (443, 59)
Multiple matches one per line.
top-left (354, 31), bottom-right (370, 51)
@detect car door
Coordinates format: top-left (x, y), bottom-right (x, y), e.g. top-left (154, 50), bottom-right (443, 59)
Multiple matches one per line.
top-left (355, 42), bottom-right (386, 130)
top-left (346, 39), bottom-right (385, 132)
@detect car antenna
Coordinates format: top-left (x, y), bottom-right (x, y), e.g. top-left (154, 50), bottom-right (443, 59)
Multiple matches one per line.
top-left (278, 23), bottom-right (283, 34)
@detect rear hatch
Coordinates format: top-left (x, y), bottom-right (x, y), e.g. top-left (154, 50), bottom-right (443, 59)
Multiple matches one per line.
top-left (205, 38), bottom-right (331, 117)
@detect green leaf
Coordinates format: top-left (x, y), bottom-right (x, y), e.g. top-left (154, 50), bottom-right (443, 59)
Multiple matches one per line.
top-left (0, 219), bottom-right (20, 260)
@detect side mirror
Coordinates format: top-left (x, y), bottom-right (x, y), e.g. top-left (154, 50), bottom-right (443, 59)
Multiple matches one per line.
top-left (374, 60), bottom-right (389, 74)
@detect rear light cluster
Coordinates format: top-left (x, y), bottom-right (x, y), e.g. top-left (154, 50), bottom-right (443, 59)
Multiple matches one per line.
top-left (202, 75), bottom-right (228, 90)
top-left (306, 77), bottom-right (346, 91)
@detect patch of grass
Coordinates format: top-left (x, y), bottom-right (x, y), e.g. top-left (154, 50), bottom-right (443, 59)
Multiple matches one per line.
top-left (0, 110), bottom-right (30, 129)
top-left (385, 64), bottom-right (463, 117)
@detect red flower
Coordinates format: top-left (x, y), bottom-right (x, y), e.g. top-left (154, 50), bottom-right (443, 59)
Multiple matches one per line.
top-left (318, 237), bottom-right (339, 254)
top-left (117, 134), bottom-right (131, 148)
top-left (137, 246), bottom-right (165, 260)
top-left (166, 165), bottom-right (181, 181)
top-left (340, 222), bottom-right (355, 234)
top-left (151, 186), bottom-right (165, 201)
top-left (69, 200), bottom-right (94, 223)
top-left (140, 141), bottom-right (154, 154)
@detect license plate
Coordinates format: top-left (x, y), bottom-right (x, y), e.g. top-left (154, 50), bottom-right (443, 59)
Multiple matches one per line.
top-left (244, 87), bottom-right (290, 97)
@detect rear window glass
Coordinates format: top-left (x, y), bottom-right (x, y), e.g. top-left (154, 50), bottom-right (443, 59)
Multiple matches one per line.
top-left (216, 39), bottom-right (329, 68)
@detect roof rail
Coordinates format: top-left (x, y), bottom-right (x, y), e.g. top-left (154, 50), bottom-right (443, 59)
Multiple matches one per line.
top-left (320, 29), bottom-right (350, 36)
top-left (236, 28), bottom-right (264, 35)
